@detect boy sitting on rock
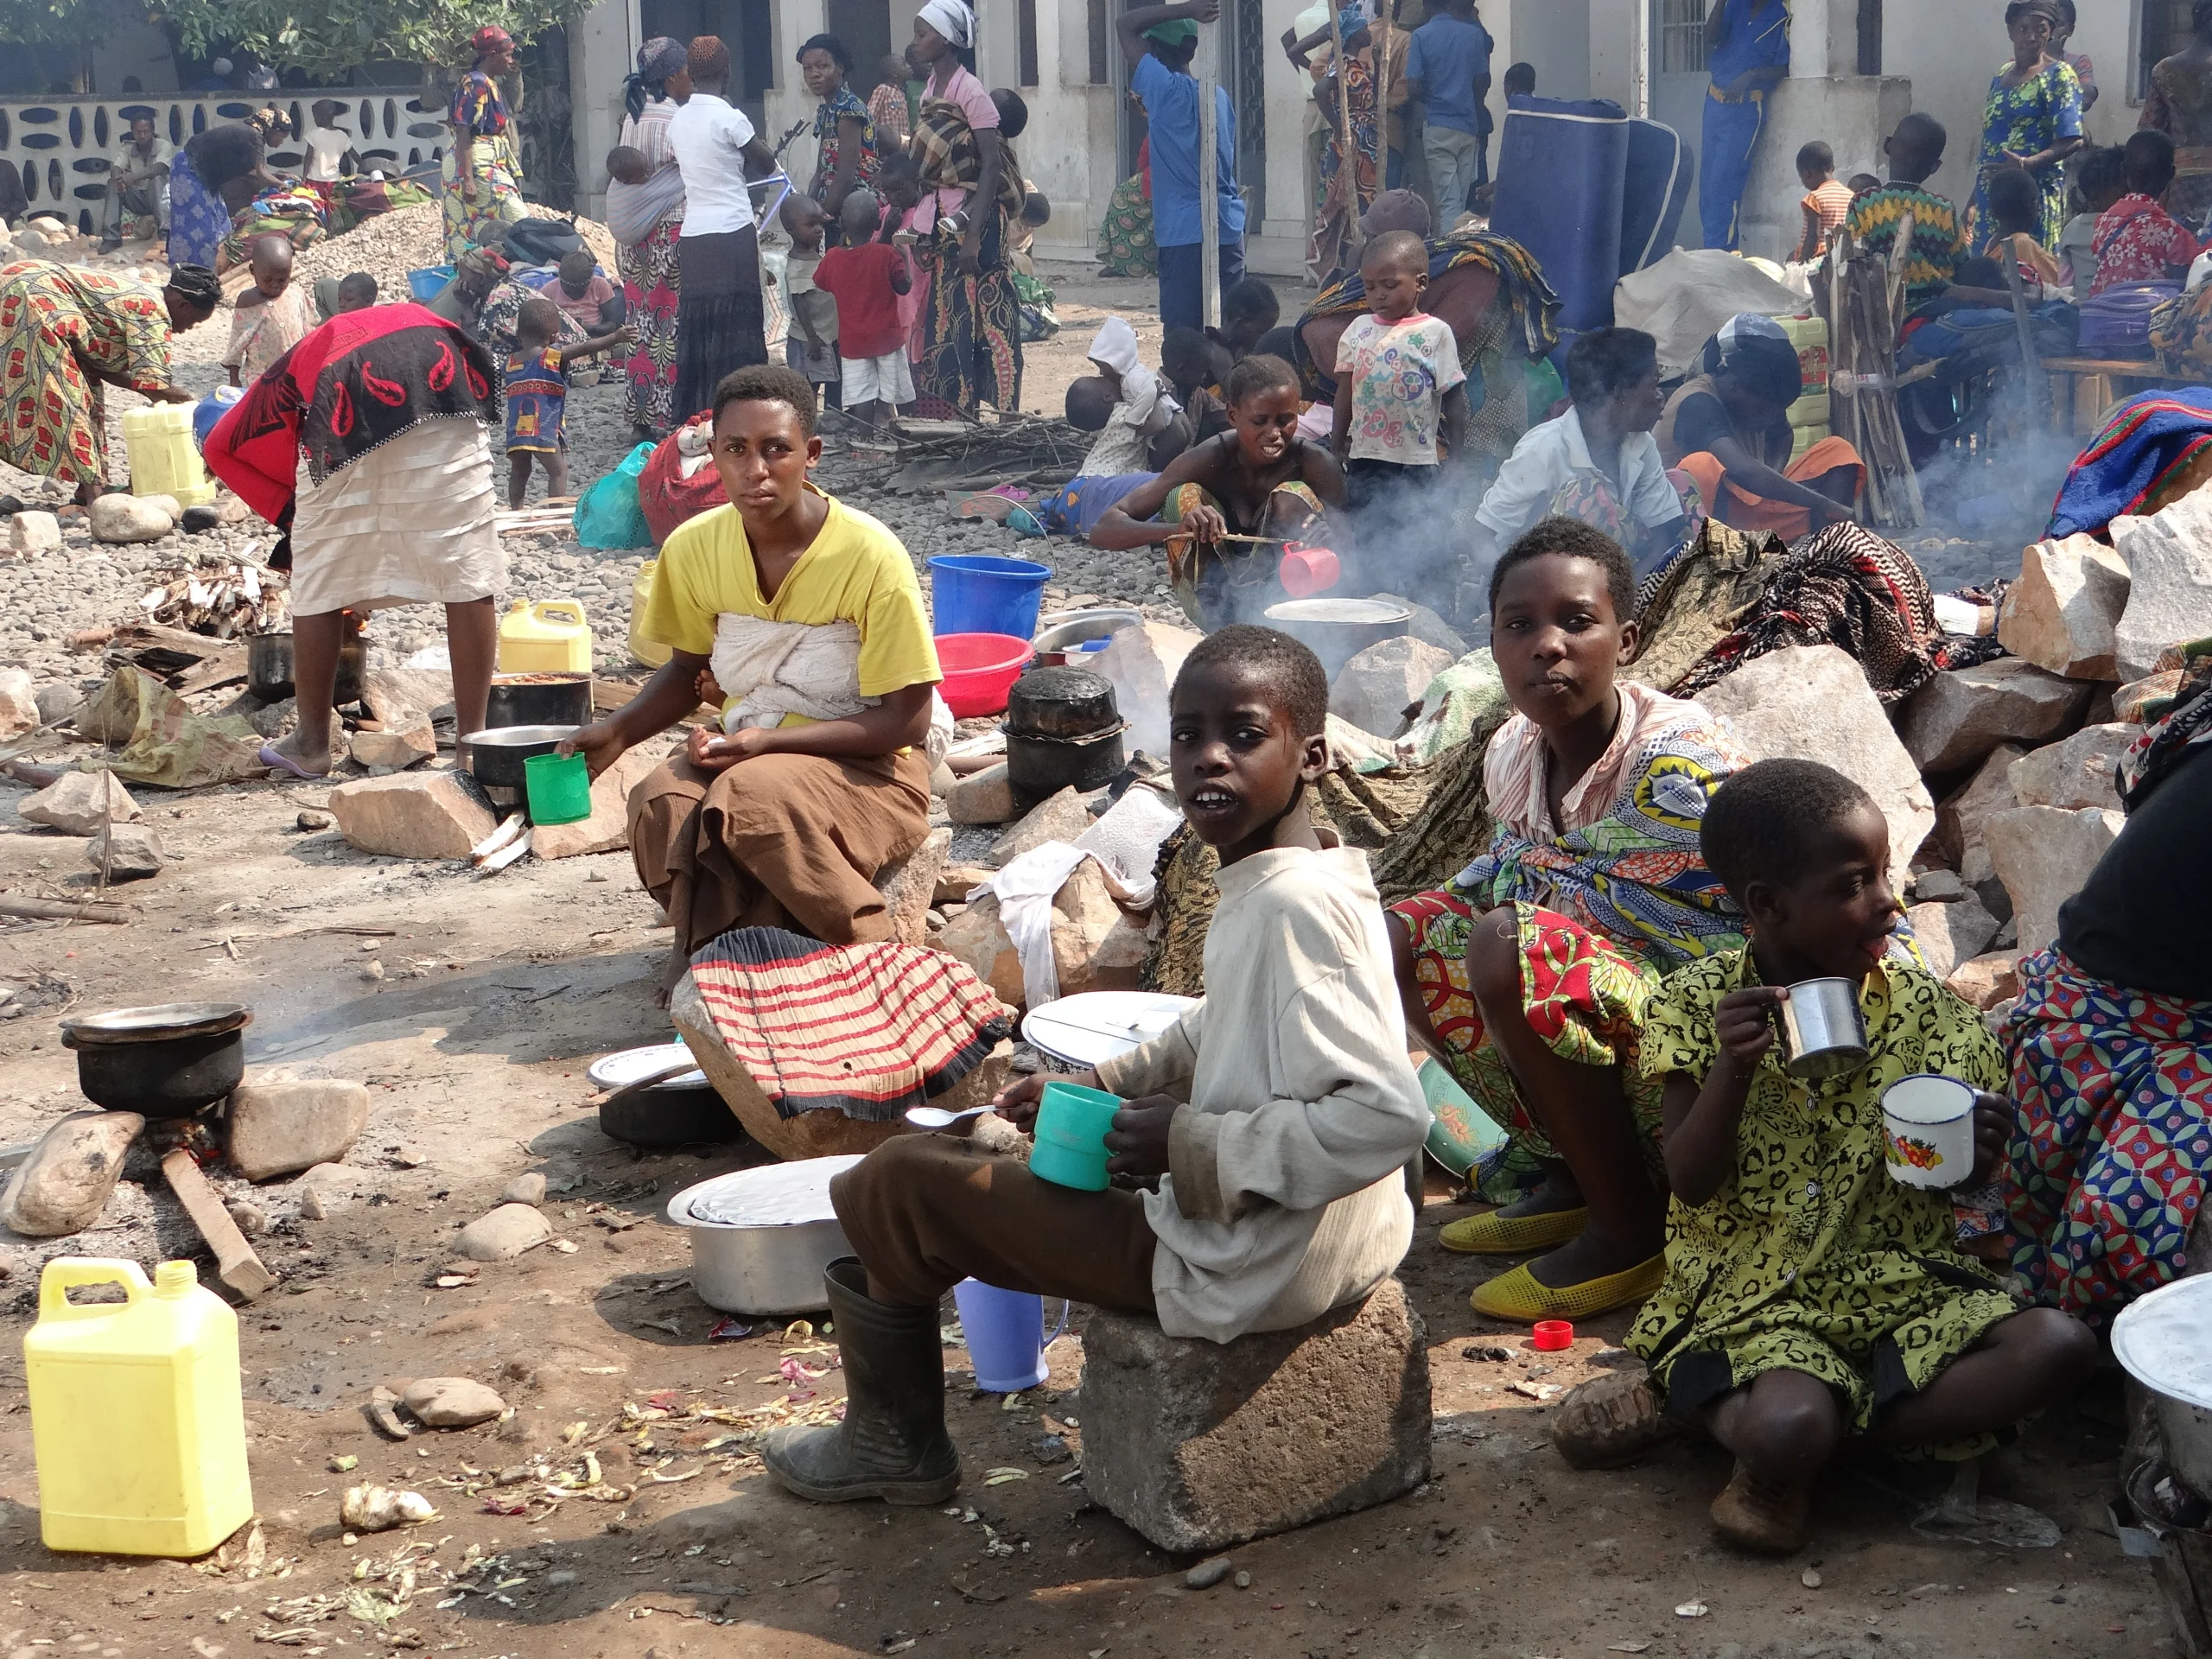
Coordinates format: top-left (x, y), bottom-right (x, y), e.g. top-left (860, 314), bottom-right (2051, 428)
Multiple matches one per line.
top-left (761, 625), bottom-right (1429, 1505)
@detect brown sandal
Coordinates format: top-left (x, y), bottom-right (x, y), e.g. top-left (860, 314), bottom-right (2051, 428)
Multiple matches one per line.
top-left (1708, 1460), bottom-right (1815, 1555)
top-left (1551, 1368), bottom-right (1677, 1470)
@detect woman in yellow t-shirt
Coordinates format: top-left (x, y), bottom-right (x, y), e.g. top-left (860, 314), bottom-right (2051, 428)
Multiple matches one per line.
top-left (565, 365), bottom-right (943, 992)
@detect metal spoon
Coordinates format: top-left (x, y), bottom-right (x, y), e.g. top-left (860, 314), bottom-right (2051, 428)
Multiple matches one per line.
top-left (904, 1103), bottom-right (992, 1129)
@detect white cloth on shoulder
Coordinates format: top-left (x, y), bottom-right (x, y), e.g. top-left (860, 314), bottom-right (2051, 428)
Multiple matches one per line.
top-left (711, 613), bottom-right (953, 761)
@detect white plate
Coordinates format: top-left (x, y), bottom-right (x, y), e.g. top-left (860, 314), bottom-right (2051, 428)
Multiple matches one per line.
top-left (1021, 992), bottom-right (1198, 1069)
top-left (666, 1155), bottom-right (866, 1229)
top-left (588, 1041), bottom-right (708, 1092)
top-left (2113, 1274), bottom-right (2212, 1412)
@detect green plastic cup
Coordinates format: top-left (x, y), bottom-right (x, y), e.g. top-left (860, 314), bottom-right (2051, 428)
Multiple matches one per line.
top-left (524, 750), bottom-right (593, 824)
top-left (1030, 1081), bottom-right (1122, 1191)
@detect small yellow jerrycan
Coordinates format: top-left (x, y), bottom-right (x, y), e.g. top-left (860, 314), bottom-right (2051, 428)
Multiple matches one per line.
top-left (628, 562), bottom-right (671, 668)
top-left (120, 404), bottom-right (217, 507)
top-left (498, 597), bottom-right (594, 674)
top-left (25, 1258), bottom-right (253, 1556)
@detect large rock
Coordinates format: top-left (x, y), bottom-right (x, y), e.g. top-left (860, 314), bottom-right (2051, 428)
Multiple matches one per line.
top-left (1898, 659), bottom-right (2094, 774)
top-left (946, 762), bottom-right (1014, 826)
top-left (1983, 805), bottom-right (2124, 956)
top-left (18, 769), bottom-right (137, 835)
top-left (990, 786), bottom-right (1091, 864)
top-left (0, 1110), bottom-right (142, 1236)
top-left (226, 1077), bottom-right (371, 1182)
top-left (1366, 592), bottom-right (1468, 659)
top-left (935, 861), bottom-right (1145, 1010)
top-left (1931, 742), bottom-right (2027, 882)
top-left (1696, 645), bottom-right (1933, 891)
top-left (454, 1203), bottom-right (552, 1262)
top-left (667, 971), bottom-right (1009, 1160)
top-left (1079, 1280), bottom-right (1433, 1552)
top-left (2007, 723), bottom-right (2133, 812)
top-left (2114, 493), bottom-right (2212, 681)
top-left (328, 770), bottom-right (497, 860)
top-left (0, 667), bottom-right (34, 741)
top-left (530, 744), bottom-right (662, 860)
top-left (348, 713), bottom-right (437, 772)
top-left (1998, 536), bottom-right (2131, 680)
top-left (1904, 898), bottom-right (2000, 981)
top-left (86, 821), bottom-right (162, 879)
top-left (2114, 669), bottom-right (2188, 725)
top-left (8, 511), bottom-right (60, 555)
top-left (1330, 636), bottom-right (1454, 740)
top-left (87, 493), bottom-right (173, 543)
top-left (1947, 952), bottom-right (2023, 1011)
top-left (402, 1376), bottom-right (506, 1428)
top-left (872, 826), bottom-right (951, 945)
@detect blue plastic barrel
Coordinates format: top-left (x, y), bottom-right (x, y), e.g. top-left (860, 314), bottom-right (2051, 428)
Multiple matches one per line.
top-left (407, 265), bottom-right (455, 302)
top-left (193, 385), bottom-right (243, 449)
top-left (928, 554), bottom-right (1052, 639)
top-left (1491, 95), bottom-right (1630, 333)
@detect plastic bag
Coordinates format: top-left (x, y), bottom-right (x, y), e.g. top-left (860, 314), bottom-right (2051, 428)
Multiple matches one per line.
top-left (639, 414), bottom-right (731, 547)
top-left (572, 441), bottom-right (656, 550)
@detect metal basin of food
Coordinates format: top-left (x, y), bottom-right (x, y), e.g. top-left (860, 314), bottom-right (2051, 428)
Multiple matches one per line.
top-left (665, 1156), bottom-right (863, 1314)
top-left (1033, 608), bottom-right (1143, 665)
top-left (462, 724), bottom-right (580, 791)
top-left (1262, 598), bottom-right (1414, 680)
top-left (486, 672), bottom-right (594, 732)
top-left (59, 1002), bottom-right (252, 1116)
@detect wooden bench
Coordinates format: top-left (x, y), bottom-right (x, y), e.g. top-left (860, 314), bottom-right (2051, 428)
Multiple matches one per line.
top-left (2041, 356), bottom-right (2200, 436)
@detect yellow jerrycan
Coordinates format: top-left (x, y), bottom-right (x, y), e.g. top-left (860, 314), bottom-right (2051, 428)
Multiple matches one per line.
top-left (628, 561), bottom-right (671, 668)
top-left (120, 404), bottom-right (217, 507)
top-left (498, 597), bottom-right (594, 674)
top-left (24, 1258), bottom-right (253, 1555)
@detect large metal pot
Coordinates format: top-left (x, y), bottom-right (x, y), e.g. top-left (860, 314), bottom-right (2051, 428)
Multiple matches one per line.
top-left (60, 1002), bottom-right (251, 1117)
top-left (247, 632), bottom-right (365, 706)
top-left (463, 724), bottom-right (579, 791)
top-left (1262, 598), bottom-right (1414, 681)
top-left (486, 672), bottom-right (594, 732)
top-left (2115, 1275), bottom-right (2212, 1500)
top-left (665, 1156), bottom-right (864, 1314)
top-left (1004, 666), bottom-right (1124, 799)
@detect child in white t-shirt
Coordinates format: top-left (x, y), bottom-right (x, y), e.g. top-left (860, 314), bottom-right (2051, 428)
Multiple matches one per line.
top-left (1329, 230), bottom-right (1466, 515)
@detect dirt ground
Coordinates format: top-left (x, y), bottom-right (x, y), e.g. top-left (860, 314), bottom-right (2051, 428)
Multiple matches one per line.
top-left (0, 253), bottom-right (2165, 1659)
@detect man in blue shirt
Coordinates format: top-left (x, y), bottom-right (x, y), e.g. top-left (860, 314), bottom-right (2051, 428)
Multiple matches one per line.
top-left (1700, 0), bottom-right (1790, 251)
top-left (1405, 0), bottom-right (1493, 225)
top-left (1118, 0), bottom-right (1248, 334)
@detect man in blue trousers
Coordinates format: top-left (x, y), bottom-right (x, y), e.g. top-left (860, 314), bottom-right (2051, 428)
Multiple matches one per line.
top-left (1700, 0), bottom-right (1790, 251)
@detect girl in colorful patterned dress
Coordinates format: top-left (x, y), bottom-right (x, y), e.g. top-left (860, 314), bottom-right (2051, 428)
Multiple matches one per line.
top-left (1554, 760), bottom-right (2095, 1558)
top-left (799, 33), bottom-right (881, 219)
top-left (1388, 519), bottom-right (1748, 1323)
top-left (503, 295), bottom-right (634, 508)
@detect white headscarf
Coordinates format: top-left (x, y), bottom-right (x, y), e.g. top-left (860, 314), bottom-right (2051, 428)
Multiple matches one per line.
top-left (1087, 316), bottom-right (1178, 435)
top-left (917, 0), bottom-right (976, 48)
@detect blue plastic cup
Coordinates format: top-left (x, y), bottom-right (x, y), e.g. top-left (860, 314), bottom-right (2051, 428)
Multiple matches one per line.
top-left (952, 1279), bottom-right (1070, 1393)
top-left (1029, 1081), bottom-right (1121, 1191)
top-left (928, 554), bottom-right (1052, 640)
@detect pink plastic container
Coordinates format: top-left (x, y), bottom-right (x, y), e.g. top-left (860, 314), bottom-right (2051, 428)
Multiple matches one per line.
top-left (1279, 543), bottom-right (1341, 598)
top-left (936, 632), bottom-right (1035, 718)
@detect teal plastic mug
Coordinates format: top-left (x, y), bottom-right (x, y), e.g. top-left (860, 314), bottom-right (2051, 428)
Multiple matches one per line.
top-left (1029, 1081), bottom-right (1122, 1191)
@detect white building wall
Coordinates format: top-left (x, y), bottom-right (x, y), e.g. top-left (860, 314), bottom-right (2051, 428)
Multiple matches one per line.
top-left (569, 0), bottom-right (642, 222)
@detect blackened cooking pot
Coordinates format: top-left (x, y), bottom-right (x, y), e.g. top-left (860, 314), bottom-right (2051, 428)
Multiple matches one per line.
top-left (60, 1002), bottom-right (251, 1116)
top-left (486, 672), bottom-right (594, 732)
top-left (1004, 666), bottom-right (1123, 799)
top-left (248, 632), bottom-right (365, 706)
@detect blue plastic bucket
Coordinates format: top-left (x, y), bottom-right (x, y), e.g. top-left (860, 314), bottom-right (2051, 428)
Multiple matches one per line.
top-left (407, 264), bottom-right (455, 303)
top-left (952, 1279), bottom-right (1070, 1393)
top-left (928, 554), bottom-right (1052, 640)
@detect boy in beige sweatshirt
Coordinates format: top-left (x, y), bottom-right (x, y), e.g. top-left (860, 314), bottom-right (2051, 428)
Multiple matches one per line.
top-left (762, 625), bottom-right (1429, 1506)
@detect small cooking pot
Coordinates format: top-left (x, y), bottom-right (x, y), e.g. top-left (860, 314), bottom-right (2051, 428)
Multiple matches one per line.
top-left (666, 1157), bottom-right (864, 1314)
top-left (486, 672), bottom-right (594, 732)
top-left (248, 632), bottom-right (365, 706)
top-left (60, 1002), bottom-right (251, 1117)
top-left (1033, 609), bottom-right (1141, 666)
top-left (1262, 598), bottom-right (1414, 681)
top-left (464, 724), bottom-right (579, 791)
top-left (1776, 978), bottom-right (1870, 1079)
top-left (1005, 666), bottom-right (1123, 798)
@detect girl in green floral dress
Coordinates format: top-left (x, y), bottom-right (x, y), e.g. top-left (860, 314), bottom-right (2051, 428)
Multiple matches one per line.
top-left (1555, 759), bottom-right (2097, 1557)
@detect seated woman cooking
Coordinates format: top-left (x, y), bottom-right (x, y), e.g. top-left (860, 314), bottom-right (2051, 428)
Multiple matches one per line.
top-left (563, 365), bottom-right (942, 995)
top-left (1090, 353), bottom-right (1346, 628)
top-left (1657, 313), bottom-right (1864, 543)
top-left (1388, 519), bottom-right (1749, 1322)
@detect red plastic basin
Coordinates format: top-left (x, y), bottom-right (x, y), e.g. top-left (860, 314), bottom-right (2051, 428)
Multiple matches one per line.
top-left (937, 632), bottom-right (1035, 718)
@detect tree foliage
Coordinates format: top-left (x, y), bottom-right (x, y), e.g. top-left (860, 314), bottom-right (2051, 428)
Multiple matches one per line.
top-left (0, 0), bottom-right (146, 51)
top-left (152, 0), bottom-right (596, 80)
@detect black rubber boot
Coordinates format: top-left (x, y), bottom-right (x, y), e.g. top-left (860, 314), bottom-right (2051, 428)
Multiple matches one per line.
top-left (760, 1257), bottom-right (961, 1504)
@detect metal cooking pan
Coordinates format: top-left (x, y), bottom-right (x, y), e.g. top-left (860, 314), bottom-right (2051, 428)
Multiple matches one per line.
top-left (462, 724), bottom-right (579, 791)
top-left (665, 1157), bottom-right (863, 1314)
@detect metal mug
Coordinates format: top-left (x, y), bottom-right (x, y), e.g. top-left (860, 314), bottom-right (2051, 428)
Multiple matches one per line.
top-left (1776, 977), bottom-right (1870, 1079)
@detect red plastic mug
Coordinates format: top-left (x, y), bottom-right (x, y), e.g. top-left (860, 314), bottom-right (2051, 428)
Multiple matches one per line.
top-left (1278, 543), bottom-right (1340, 597)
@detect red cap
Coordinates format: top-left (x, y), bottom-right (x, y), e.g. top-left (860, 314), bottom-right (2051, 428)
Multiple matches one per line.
top-left (1531, 1319), bottom-right (1573, 1352)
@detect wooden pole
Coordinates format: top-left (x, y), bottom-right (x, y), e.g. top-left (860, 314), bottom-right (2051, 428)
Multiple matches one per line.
top-left (1327, 5), bottom-right (1354, 273)
top-left (1198, 11), bottom-right (1221, 327)
top-left (1376, 0), bottom-right (1393, 201)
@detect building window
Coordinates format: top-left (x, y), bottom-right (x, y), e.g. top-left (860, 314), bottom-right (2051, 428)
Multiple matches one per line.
top-left (1089, 0), bottom-right (1110, 83)
top-left (1658, 0), bottom-right (1710, 77)
top-left (1019, 0), bottom-right (1040, 86)
top-left (1858, 0), bottom-right (1882, 76)
top-left (2141, 0), bottom-right (2191, 102)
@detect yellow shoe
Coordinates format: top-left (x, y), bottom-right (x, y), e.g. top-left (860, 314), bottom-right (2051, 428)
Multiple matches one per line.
top-left (1468, 1254), bottom-right (1667, 1322)
top-left (1438, 1206), bottom-right (1589, 1255)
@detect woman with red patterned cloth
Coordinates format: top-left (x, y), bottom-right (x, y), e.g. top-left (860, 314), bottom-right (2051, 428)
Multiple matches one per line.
top-left (204, 303), bottom-right (505, 780)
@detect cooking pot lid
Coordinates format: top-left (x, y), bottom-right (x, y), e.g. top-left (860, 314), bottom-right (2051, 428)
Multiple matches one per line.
top-left (1021, 992), bottom-right (1197, 1067)
top-left (666, 1155), bottom-right (865, 1228)
top-left (1007, 666), bottom-right (1115, 707)
top-left (60, 1002), bottom-right (251, 1045)
top-left (2113, 1275), bottom-right (2212, 1411)
top-left (1263, 599), bottom-right (1414, 625)
top-left (461, 724), bottom-right (582, 748)
top-left (588, 1041), bottom-right (708, 1092)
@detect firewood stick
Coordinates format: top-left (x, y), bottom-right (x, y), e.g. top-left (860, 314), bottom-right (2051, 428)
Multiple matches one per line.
top-left (162, 1149), bottom-right (276, 1301)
